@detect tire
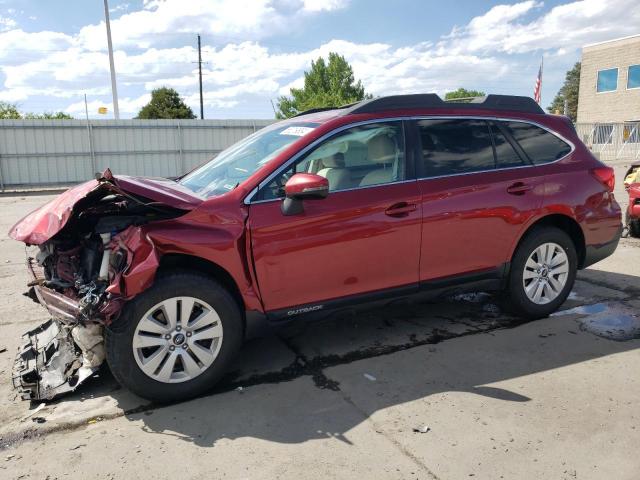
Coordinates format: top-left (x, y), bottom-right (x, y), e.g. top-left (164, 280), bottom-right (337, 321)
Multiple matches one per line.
top-left (630, 219), bottom-right (640, 238)
top-left (105, 271), bottom-right (243, 403)
top-left (506, 227), bottom-right (577, 319)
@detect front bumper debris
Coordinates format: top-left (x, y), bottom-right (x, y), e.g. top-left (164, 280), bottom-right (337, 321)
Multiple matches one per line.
top-left (12, 319), bottom-right (105, 401)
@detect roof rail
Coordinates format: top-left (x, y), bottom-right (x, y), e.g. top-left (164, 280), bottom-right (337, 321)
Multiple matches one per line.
top-left (293, 106), bottom-right (339, 117)
top-left (347, 94), bottom-right (544, 115)
top-left (293, 102), bottom-right (359, 117)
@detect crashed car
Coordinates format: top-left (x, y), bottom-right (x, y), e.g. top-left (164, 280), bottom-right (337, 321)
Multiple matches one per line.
top-left (9, 94), bottom-right (622, 403)
top-left (622, 163), bottom-right (640, 237)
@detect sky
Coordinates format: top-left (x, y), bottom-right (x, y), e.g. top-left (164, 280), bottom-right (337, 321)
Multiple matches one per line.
top-left (0, 0), bottom-right (638, 119)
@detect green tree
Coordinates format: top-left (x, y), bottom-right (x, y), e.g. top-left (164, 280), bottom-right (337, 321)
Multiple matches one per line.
top-left (0, 101), bottom-right (21, 119)
top-left (444, 88), bottom-right (486, 101)
top-left (548, 62), bottom-right (580, 122)
top-left (0, 103), bottom-right (74, 119)
top-left (276, 52), bottom-right (370, 119)
top-left (136, 87), bottom-right (196, 119)
top-left (24, 111), bottom-right (74, 119)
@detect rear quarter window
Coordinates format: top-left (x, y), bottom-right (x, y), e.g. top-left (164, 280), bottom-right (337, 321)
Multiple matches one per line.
top-left (501, 121), bottom-right (572, 165)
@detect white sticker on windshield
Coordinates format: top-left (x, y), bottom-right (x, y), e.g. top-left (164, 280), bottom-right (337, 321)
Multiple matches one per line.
top-left (280, 126), bottom-right (315, 137)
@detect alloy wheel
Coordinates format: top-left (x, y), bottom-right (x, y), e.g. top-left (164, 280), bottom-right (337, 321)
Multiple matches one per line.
top-left (522, 242), bottom-right (569, 305)
top-left (132, 297), bottom-right (223, 383)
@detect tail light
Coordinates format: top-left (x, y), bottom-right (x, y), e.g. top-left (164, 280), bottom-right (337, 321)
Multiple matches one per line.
top-left (591, 167), bottom-right (615, 192)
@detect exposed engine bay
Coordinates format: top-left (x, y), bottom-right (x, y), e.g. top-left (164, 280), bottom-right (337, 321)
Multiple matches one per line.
top-left (27, 190), bottom-right (181, 322)
top-left (12, 173), bottom-right (189, 400)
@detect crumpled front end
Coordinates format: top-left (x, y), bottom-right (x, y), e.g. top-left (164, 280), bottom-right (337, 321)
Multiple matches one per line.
top-left (9, 171), bottom-right (190, 400)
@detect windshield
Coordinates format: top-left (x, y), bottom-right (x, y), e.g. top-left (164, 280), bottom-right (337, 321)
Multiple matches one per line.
top-left (179, 122), bottom-right (319, 197)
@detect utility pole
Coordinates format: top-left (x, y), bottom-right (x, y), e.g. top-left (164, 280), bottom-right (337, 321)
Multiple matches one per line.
top-left (197, 34), bottom-right (204, 119)
top-left (103, 0), bottom-right (120, 119)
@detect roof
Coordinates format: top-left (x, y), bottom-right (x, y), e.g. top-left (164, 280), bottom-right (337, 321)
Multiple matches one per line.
top-left (293, 94), bottom-right (544, 120)
top-left (583, 33), bottom-right (640, 49)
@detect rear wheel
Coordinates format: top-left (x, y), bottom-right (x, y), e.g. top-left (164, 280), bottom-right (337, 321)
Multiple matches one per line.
top-left (506, 227), bottom-right (577, 319)
top-left (105, 271), bottom-right (243, 403)
top-left (630, 219), bottom-right (640, 238)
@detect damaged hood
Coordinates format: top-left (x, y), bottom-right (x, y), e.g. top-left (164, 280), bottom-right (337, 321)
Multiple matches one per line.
top-left (8, 170), bottom-right (202, 245)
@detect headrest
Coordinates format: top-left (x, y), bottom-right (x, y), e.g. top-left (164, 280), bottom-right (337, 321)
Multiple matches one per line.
top-left (367, 135), bottom-right (396, 164)
top-left (323, 152), bottom-right (345, 168)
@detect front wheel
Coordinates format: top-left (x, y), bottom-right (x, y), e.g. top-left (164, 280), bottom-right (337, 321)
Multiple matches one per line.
top-left (105, 271), bottom-right (243, 403)
top-left (506, 227), bottom-right (577, 319)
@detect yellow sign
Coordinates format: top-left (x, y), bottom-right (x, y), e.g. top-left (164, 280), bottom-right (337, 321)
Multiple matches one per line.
top-left (98, 107), bottom-right (108, 114)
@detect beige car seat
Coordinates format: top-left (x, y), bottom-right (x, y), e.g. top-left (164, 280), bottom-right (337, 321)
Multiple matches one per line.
top-left (360, 134), bottom-right (399, 186)
top-left (317, 152), bottom-right (351, 191)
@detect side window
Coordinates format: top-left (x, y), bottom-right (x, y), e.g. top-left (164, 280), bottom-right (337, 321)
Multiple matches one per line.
top-left (489, 122), bottom-right (526, 168)
top-left (257, 122), bottom-right (405, 200)
top-left (501, 121), bottom-right (572, 165)
top-left (417, 119), bottom-right (494, 178)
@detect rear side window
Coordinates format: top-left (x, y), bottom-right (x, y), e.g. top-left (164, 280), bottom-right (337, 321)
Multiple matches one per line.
top-left (417, 119), bottom-right (494, 177)
top-left (489, 123), bottom-right (526, 168)
top-left (501, 121), bottom-right (571, 165)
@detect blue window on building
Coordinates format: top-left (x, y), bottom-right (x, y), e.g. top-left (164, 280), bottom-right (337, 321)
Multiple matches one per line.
top-left (628, 65), bottom-right (640, 89)
top-left (597, 68), bottom-right (618, 92)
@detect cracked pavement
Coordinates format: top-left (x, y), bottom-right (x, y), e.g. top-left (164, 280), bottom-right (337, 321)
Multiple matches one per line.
top-left (1, 162), bottom-right (639, 480)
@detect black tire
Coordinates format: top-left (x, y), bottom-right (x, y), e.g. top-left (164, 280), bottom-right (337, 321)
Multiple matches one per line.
top-left (506, 227), bottom-right (577, 319)
top-left (105, 271), bottom-right (243, 403)
top-left (630, 219), bottom-right (640, 238)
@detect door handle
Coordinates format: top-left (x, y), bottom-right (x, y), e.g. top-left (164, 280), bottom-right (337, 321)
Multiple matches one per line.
top-left (385, 202), bottom-right (417, 217)
top-left (506, 182), bottom-right (533, 195)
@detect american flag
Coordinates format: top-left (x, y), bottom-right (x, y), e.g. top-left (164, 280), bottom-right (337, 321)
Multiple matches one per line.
top-left (533, 58), bottom-right (543, 104)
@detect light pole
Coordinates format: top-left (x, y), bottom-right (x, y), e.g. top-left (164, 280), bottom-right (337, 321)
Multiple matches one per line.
top-left (103, 0), bottom-right (120, 119)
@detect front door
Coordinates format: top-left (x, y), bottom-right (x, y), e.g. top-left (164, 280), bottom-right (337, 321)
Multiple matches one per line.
top-left (248, 121), bottom-right (421, 313)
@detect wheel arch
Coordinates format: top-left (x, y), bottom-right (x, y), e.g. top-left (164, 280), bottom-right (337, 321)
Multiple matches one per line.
top-left (157, 253), bottom-right (245, 312)
top-left (511, 214), bottom-right (586, 269)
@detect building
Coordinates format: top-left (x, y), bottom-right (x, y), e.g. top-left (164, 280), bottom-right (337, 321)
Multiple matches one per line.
top-left (576, 34), bottom-right (640, 160)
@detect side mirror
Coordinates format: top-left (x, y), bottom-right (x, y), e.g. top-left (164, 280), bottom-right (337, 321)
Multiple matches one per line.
top-left (281, 173), bottom-right (329, 216)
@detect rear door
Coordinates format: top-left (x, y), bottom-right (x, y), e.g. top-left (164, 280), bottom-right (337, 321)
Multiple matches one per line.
top-left (414, 118), bottom-right (546, 282)
top-left (248, 120), bottom-right (422, 313)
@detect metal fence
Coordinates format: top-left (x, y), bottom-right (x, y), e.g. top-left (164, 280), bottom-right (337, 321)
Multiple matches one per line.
top-left (0, 119), bottom-right (273, 190)
top-left (575, 122), bottom-right (640, 163)
top-left (2, 119), bottom-right (637, 190)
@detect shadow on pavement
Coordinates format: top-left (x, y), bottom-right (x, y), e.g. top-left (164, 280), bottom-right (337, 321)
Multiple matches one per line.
top-left (95, 269), bottom-right (640, 448)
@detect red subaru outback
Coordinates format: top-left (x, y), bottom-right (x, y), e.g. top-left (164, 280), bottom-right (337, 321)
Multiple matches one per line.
top-left (10, 94), bottom-right (622, 402)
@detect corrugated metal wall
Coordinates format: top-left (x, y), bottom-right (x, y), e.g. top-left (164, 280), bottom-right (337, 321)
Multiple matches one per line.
top-left (0, 119), bottom-right (273, 189)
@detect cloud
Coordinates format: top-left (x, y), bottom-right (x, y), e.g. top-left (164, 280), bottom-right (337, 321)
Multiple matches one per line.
top-left (77, 0), bottom-right (350, 51)
top-left (301, 0), bottom-right (348, 12)
top-left (109, 3), bottom-right (130, 15)
top-left (446, 0), bottom-right (640, 55)
top-left (2, 0), bottom-right (639, 117)
top-left (139, 39), bottom-right (509, 112)
top-left (0, 29), bottom-right (74, 64)
top-left (0, 15), bottom-right (16, 31)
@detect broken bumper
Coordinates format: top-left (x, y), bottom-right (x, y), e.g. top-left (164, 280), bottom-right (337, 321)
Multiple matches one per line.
top-left (12, 319), bottom-right (104, 401)
top-left (32, 285), bottom-right (82, 322)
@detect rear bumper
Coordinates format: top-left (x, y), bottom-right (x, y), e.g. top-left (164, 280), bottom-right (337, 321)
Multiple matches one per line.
top-left (582, 226), bottom-right (622, 269)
